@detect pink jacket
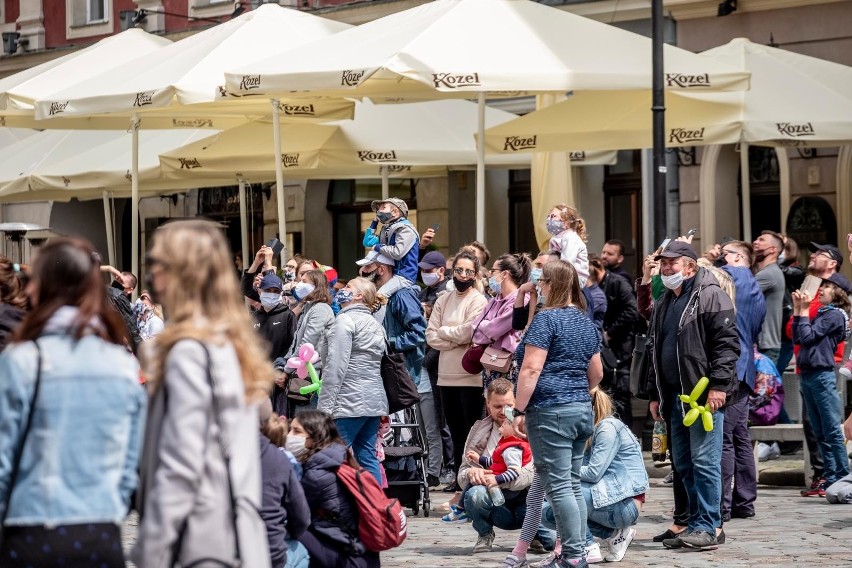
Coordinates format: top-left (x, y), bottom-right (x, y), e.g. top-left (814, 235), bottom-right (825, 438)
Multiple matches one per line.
top-left (471, 290), bottom-right (526, 353)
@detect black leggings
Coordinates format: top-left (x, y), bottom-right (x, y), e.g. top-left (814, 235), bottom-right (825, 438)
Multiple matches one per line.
top-left (0, 523), bottom-right (124, 568)
top-left (441, 386), bottom-right (485, 478)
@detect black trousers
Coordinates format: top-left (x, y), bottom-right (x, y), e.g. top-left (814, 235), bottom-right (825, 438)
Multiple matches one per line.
top-left (441, 385), bottom-right (485, 478)
top-left (0, 523), bottom-right (124, 568)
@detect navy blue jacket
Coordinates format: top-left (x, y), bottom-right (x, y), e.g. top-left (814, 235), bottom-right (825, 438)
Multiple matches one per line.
top-left (259, 434), bottom-right (310, 567)
top-left (722, 265), bottom-right (766, 389)
top-left (384, 285), bottom-right (427, 382)
top-left (300, 443), bottom-right (366, 555)
top-left (792, 308), bottom-right (848, 372)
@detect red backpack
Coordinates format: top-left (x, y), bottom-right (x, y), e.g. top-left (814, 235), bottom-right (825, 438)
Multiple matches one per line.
top-left (336, 462), bottom-right (408, 552)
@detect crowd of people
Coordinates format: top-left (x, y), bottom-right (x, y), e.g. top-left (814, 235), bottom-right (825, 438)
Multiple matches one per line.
top-left (1, 195), bottom-right (851, 567)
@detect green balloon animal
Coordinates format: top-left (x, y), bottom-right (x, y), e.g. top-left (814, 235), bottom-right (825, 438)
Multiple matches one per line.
top-left (679, 376), bottom-right (715, 432)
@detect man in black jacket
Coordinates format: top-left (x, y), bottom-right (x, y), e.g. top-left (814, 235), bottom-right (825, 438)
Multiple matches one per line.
top-left (593, 257), bottom-right (640, 427)
top-left (253, 272), bottom-right (296, 362)
top-left (101, 266), bottom-right (142, 353)
top-left (648, 241), bottom-right (739, 550)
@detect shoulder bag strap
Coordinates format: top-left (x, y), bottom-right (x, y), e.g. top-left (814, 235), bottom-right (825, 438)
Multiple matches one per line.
top-left (1, 341), bottom-right (42, 530)
top-left (194, 341), bottom-right (242, 566)
top-left (472, 300), bottom-right (499, 345)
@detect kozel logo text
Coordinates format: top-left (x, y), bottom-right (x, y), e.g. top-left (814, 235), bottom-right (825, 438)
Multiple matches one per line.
top-left (281, 154), bottom-right (300, 168)
top-left (179, 158), bottom-right (202, 169)
top-left (503, 136), bottom-right (537, 151)
top-left (357, 150), bottom-right (398, 163)
top-left (432, 72), bottom-right (481, 89)
top-left (279, 104), bottom-right (316, 116)
top-left (133, 91), bottom-right (154, 107)
top-left (48, 101), bottom-right (69, 116)
top-left (669, 128), bottom-right (705, 144)
top-left (341, 70), bottom-right (365, 87)
top-left (665, 73), bottom-right (711, 88)
top-left (776, 122), bottom-right (815, 137)
top-left (240, 75), bottom-right (261, 90)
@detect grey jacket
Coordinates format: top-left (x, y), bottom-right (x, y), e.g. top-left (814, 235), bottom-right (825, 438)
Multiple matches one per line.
top-left (131, 339), bottom-right (270, 568)
top-left (285, 301), bottom-right (335, 371)
top-left (317, 304), bottom-right (388, 419)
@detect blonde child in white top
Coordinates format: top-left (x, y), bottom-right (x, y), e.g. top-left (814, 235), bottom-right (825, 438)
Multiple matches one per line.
top-left (546, 204), bottom-right (589, 285)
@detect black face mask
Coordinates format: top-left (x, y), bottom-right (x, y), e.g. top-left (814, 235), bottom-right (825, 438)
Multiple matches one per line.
top-left (361, 269), bottom-right (379, 283)
top-left (453, 277), bottom-right (475, 292)
top-left (713, 257), bottom-right (727, 268)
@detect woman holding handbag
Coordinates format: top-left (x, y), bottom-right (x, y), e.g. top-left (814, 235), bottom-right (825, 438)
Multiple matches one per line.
top-left (131, 220), bottom-right (273, 568)
top-left (0, 237), bottom-right (145, 567)
top-left (426, 252), bottom-right (488, 487)
top-left (316, 277), bottom-right (387, 485)
top-left (471, 253), bottom-right (532, 391)
top-left (276, 269), bottom-right (335, 417)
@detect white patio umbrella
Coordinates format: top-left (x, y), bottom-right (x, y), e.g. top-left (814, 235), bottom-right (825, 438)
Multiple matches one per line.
top-left (482, 38), bottom-right (852, 237)
top-left (34, 3), bottom-right (353, 282)
top-left (223, 0), bottom-right (750, 241)
top-left (0, 128), bottom-right (235, 264)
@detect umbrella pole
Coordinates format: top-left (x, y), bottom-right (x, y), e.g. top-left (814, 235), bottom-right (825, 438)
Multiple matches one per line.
top-left (102, 190), bottom-right (116, 267)
top-left (381, 166), bottom-right (389, 199)
top-left (238, 178), bottom-right (249, 273)
top-left (740, 142), bottom-right (752, 241)
top-left (476, 92), bottom-right (486, 242)
top-left (271, 99), bottom-right (288, 262)
top-left (130, 114), bottom-right (140, 300)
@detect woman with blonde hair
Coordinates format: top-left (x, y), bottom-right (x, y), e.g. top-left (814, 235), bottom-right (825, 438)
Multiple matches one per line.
top-left (317, 276), bottom-right (387, 484)
top-left (131, 219), bottom-right (273, 568)
top-left (547, 204), bottom-right (589, 285)
top-left (512, 259), bottom-right (602, 567)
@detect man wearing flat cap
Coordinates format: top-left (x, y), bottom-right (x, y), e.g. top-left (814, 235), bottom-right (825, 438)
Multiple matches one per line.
top-left (647, 241), bottom-right (740, 550)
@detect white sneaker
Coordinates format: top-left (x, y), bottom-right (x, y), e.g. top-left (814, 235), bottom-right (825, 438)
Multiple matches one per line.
top-left (584, 541), bottom-right (603, 563)
top-left (757, 442), bottom-right (772, 462)
top-left (767, 442), bottom-right (781, 461)
top-left (604, 527), bottom-right (635, 562)
top-left (473, 530), bottom-right (495, 553)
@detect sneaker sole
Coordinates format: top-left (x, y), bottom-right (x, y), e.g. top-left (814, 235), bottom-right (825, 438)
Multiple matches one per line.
top-left (681, 543), bottom-right (719, 551)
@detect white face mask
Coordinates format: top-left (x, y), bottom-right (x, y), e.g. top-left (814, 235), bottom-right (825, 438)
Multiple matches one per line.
top-left (777, 251), bottom-right (786, 265)
top-left (259, 292), bottom-right (281, 309)
top-left (661, 270), bottom-right (685, 290)
top-left (421, 271), bottom-right (441, 286)
top-left (285, 434), bottom-right (307, 459)
top-left (293, 282), bottom-right (315, 301)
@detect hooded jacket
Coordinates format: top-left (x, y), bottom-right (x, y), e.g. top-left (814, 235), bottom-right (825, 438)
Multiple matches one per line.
top-left (648, 267), bottom-right (740, 415)
top-left (301, 443), bottom-right (366, 555)
top-left (254, 302), bottom-right (297, 361)
top-left (383, 284), bottom-right (427, 383)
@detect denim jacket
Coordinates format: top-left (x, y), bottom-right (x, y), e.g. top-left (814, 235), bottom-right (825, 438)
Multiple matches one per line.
top-left (580, 417), bottom-right (648, 509)
top-left (0, 306), bottom-right (146, 526)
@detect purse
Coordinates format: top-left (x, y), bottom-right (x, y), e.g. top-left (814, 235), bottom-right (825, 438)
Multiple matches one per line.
top-left (480, 345), bottom-right (513, 374)
top-left (0, 342), bottom-right (42, 547)
top-left (629, 334), bottom-right (653, 400)
top-left (381, 340), bottom-right (420, 414)
top-left (461, 302), bottom-right (499, 375)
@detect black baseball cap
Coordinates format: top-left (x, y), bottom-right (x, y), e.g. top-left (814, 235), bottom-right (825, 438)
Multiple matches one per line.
top-left (655, 241), bottom-right (698, 261)
top-left (823, 272), bottom-right (852, 294)
top-left (808, 242), bottom-right (844, 267)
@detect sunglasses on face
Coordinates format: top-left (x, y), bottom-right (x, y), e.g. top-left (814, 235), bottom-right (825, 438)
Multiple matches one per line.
top-left (453, 268), bottom-right (476, 277)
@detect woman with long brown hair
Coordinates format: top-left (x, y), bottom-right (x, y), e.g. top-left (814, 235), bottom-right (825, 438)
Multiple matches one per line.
top-left (131, 219), bottom-right (273, 568)
top-left (0, 238), bottom-right (145, 567)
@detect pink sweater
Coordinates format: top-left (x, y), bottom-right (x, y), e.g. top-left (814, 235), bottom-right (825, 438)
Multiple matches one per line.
top-left (471, 290), bottom-right (526, 354)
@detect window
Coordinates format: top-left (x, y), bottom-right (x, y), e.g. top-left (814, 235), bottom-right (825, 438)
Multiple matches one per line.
top-left (87, 0), bottom-right (107, 23)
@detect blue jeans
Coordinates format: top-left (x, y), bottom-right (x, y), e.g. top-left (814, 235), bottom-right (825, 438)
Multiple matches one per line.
top-left (670, 400), bottom-right (724, 533)
top-left (335, 416), bottom-right (382, 485)
top-left (541, 491), bottom-right (639, 544)
top-left (800, 370), bottom-right (850, 485)
top-left (526, 402), bottom-right (594, 561)
top-left (283, 539), bottom-right (309, 568)
top-left (463, 485), bottom-right (556, 549)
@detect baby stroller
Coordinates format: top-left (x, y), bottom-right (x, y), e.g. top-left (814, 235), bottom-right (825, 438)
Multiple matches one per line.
top-left (382, 405), bottom-right (431, 517)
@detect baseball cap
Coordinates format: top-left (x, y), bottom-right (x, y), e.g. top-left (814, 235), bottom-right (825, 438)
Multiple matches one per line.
top-left (356, 250), bottom-right (394, 267)
top-left (260, 273), bottom-right (284, 290)
top-left (823, 272), bottom-right (852, 294)
top-left (654, 241), bottom-right (698, 261)
top-left (418, 250), bottom-right (446, 270)
top-left (370, 197), bottom-right (409, 217)
top-left (808, 242), bottom-right (844, 267)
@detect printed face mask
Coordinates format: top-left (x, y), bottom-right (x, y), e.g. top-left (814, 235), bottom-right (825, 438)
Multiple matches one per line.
top-left (546, 218), bottom-right (565, 236)
top-left (335, 289), bottom-right (355, 306)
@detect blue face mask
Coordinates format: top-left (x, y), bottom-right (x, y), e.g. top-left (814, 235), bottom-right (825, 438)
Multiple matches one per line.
top-left (336, 289), bottom-right (355, 306)
top-left (488, 276), bottom-right (502, 295)
top-left (530, 268), bottom-right (542, 284)
top-left (546, 218), bottom-right (565, 236)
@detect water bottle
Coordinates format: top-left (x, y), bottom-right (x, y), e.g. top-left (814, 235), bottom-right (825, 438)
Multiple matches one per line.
top-left (488, 485), bottom-right (505, 507)
top-left (652, 420), bottom-right (668, 463)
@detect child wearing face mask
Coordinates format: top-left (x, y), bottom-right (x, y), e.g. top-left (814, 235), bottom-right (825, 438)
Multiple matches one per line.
top-left (362, 198), bottom-right (420, 296)
top-left (546, 204), bottom-right (589, 285)
top-left (258, 399), bottom-right (311, 568)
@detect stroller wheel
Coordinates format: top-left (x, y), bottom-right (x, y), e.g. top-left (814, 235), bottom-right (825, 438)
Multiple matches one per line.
top-left (424, 499), bottom-right (431, 517)
top-left (412, 502), bottom-right (420, 516)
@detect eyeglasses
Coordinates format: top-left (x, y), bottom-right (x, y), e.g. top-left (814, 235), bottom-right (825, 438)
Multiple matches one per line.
top-left (453, 268), bottom-right (476, 277)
